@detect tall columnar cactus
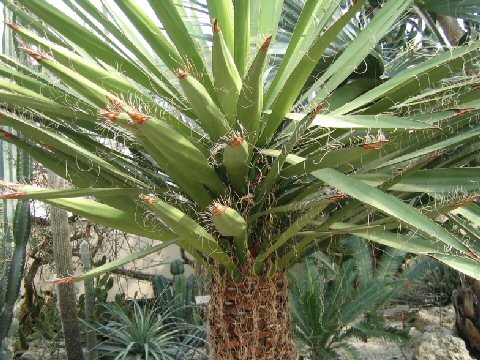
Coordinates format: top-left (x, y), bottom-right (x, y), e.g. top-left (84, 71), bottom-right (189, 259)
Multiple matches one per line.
top-left (48, 172), bottom-right (83, 360)
top-left (0, 11), bottom-right (31, 350)
top-left (0, 135), bottom-right (30, 358)
top-left (80, 239), bottom-right (98, 360)
top-left (0, 8), bottom-right (17, 337)
top-left (0, 199), bottom-right (31, 356)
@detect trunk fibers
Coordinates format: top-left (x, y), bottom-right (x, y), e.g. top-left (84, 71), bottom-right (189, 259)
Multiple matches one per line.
top-left (208, 272), bottom-right (295, 359)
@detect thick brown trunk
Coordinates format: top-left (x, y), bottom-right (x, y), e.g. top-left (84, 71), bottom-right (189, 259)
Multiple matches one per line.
top-left (454, 275), bottom-right (480, 355)
top-left (208, 272), bottom-right (295, 359)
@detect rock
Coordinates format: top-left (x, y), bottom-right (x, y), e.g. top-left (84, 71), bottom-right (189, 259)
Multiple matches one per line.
top-left (412, 306), bottom-right (455, 331)
top-left (18, 354), bottom-right (36, 360)
top-left (414, 327), bottom-right (472, 360)
top-left (19, 340), bottom-right (69, 360)
top-left (409, 328), bottom-right (422, 339)
top-left (340, 336), bottom-right (414, 360)
top-left (424, 325), bottom-right (452, 336)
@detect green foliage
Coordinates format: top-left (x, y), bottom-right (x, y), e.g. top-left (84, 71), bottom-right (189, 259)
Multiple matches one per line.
top-left (170, 259), bottom-right (185, 277)
top-left (89, 300), bottom-right (205, 360)
top-left (403, 201), bottom-right (480, 306)
top-left (289, 237), bottom-right (428, 359)
top-left (0, 200), bottom-right (31, 347)
top-left (152, 262), bottom-right (206, 327)
top-left (26, 292), bottom-right (62, 342)
top-left (403, 257), bottom-right (461, 306)
top-left (12, 291), bottom-right (62, 355)
top-left (0, 0), bottom-right (478, 287)
top-left (78, 260), bottom-right (124, 322)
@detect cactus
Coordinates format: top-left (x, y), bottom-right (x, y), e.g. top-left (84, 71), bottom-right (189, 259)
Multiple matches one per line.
top-left (152, 274), bottom-right (173, 306)
top-left (170, 259), bottom-right (185, 276)
top-left (0, 11), bottom-right (16, 354)
top-left (0, 199), bottom-right (31, 352)
top-left (80, 240), bottom-right (98, 360)
top-left (48, 172), bottom-right (84, 360)
top-left (173, 274), bottom-right (189, 317)
top-left (0, 162), bottom-right (29, 356)
top-left (152, 261), bottom-right (202, 325)
top-left (171, 272), bottom-right (205, 330)
top-left (0, 12), bottom-right (32, 348)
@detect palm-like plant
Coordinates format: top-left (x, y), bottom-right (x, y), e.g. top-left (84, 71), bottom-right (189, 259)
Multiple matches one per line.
top-left (0, 0), bottom-right (479, 358)
top-left (290, 237), bottom-right (423, 359)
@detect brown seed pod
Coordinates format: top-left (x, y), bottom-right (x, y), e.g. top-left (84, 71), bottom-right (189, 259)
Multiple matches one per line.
top-left (328, 193), bottom-right (348, 202)
top-left (453, 108), bottom-right (475, 117)
top-left (467, 252), bottom-right (479, 260)
top-left (212, 202), bottom-right (227, 216)
top-left (50, 275), bottom-right (77, 284)
top-left (261, 35), bottom-right (273, 50)
top-left (141, 194), bottom-right (159, 205)
top-left (422, 152), bottom-right (444, 165)
top-left (213, 19), bottom-right (220, 33)
top-left (106, 95), bottom-right (126, 110)
top-left (128, 112), bottom-right (150, 125)
top-left (99, 111), bottom-right (120, 122)
top-left (177, 69), bottom-right (188, 79)
top-left (230, 134), bottom-right (244, 147)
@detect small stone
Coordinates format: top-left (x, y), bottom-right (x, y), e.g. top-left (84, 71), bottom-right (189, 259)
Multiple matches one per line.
top-left (409, 328), bottom-right (422, 338)
top-left (414, 328), bottom-right (472, 360)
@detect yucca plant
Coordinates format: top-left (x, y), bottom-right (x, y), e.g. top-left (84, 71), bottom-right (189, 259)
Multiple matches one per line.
top-left (0, 0), bottom-right (479, 358)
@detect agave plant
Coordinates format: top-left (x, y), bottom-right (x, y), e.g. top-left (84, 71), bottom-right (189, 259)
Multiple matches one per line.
top-left (90, 300), bottom-right (204, 360)
top-left (0, 0), bottom-right (479, 358)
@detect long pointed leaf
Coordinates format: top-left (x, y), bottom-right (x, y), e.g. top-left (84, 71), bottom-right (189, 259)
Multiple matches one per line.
top-left (53, 239), bottom-right (178, 283)
top-left (313, 168), bottom-right (470, 253)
